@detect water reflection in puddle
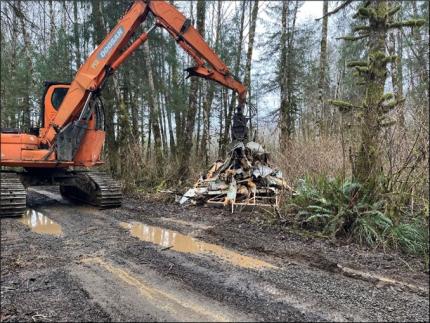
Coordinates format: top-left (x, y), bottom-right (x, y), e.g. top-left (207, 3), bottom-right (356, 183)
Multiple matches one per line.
top-left (120, 221), bottom-right (275, 270)
top-left (20, 209), bottom-right (63, 236)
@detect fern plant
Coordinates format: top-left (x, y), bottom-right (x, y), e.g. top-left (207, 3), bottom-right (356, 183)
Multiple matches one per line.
top-left (288, 176), bottom-right (428, 256)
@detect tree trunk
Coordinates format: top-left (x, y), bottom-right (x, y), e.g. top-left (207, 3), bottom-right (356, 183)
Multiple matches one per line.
top-left (73, 0), bottom-right (81, 71)
top-left (159, 92), bottom-right (168, 156)
top-left (61, 1), bottom-right (66, 29)
top-left (279, 1), bottom-right (298, 151)
top-left (49, 0), bottom-right (55, 45)
top-left (354, 0), bottom-right (388, 188)
top-left (388, 28), bottom-right (404, 128)
top-left (117, 87), bottom-right (133, 179)
top-left (170, 54), bottom-right (180, 157)
top-left (218, 92), bottom-right (224, 155)
top-left (317, 1), bottom-right (329, 136)
top-left (7, 4), bottom-right (19, 127)
top-left (279, 1), bottom-right (289, 151)
top-left (16, 1), bottom-right (33, 130)
top-left (178, 0), bottom-right (205, 179)
top-left (411, 0), bottom-right (429, 126)
top-left (332, 0), bottom-right (425, 189)
top-left (243, 0), bottom-right (259, 137)
top-left (164, 86), bottom-right (176, 158)
top-left (195, 85), bottom-right (203, 157)
top-left (169, 0), bottom-right (182, 158)
top-left (202, 1), bottom-right (225, 162)
top-left (140, 92), bottom-right (146, 147)
top-left (130, 85), bottom-right (139, 136)
top-left (143, 42), bottom-right (163, 173)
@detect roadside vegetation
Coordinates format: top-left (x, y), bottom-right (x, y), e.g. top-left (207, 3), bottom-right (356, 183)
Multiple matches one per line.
top-left (276, 1), bottom-right (429, 261)
top-left (269, 130), bottom-right (429, 263)
top-left (283, 176), bottom-right (428, 258)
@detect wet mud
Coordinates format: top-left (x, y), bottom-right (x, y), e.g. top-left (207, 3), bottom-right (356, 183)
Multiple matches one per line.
top-left (1, 187), bottom-right (428, 322)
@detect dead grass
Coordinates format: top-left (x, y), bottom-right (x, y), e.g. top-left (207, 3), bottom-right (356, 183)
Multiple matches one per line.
top-left (269, 137), bottom-right (348, 186)
top-left (103, 143), bottom-right (206, 193)
top-left (103, 127), bottom-right (428, 214)
top-left (258, 128), bottom-right (428, 208)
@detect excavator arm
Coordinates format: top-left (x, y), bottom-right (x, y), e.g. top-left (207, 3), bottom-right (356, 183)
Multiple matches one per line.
top-left (150, 1), bottom-right (247, 103)
top-left (41, 0), bottom-right (247, 147)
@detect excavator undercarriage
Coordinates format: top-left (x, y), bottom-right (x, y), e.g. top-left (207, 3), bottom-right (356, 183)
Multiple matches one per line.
top-left (0, 169), bottom-right (121, 218)
top-left (0, 173), bottom-right (27, 217)
top-left (59, 172), bottom-right (122, 209)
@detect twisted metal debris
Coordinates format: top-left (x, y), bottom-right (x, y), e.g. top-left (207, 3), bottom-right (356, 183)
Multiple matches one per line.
top-left (180, 141), bottom-right (291, 212)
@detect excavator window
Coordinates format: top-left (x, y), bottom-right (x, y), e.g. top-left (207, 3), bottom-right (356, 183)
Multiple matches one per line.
top-left (51, 88), bottom-right (69, 110)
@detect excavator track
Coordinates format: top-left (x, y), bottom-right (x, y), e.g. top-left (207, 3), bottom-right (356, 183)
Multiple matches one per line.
top-left (0, 173), bottom-right (27, 217)
top-left (60, 172), bottom-right (122, 209)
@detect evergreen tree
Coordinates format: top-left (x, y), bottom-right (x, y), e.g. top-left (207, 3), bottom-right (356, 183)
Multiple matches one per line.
top-left (329, 0), bottom-right (425, 190)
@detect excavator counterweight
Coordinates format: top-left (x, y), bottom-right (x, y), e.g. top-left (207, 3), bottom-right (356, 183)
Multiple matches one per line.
top-left (0, 0), bottom-right (248, 217)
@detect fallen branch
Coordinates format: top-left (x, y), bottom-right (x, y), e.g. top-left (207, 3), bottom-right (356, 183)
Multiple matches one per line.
top-left (337, 264), bottom-right (428, 296)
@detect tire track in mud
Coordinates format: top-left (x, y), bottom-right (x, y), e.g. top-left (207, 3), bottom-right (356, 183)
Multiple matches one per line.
top-left (75, 256), bottom-right (247, 322)
top-left (1, 187), bottom-right (429, 322)
top-left (32, 203), bottom-right (311, 321)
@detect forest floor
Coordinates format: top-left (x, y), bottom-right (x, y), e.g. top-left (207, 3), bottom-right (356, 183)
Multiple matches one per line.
top-left (1, 187), bottom-right (429, 322)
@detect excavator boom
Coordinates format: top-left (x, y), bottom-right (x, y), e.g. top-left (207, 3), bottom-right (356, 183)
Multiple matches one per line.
top-left (41, 0), bottom-right (247, 147)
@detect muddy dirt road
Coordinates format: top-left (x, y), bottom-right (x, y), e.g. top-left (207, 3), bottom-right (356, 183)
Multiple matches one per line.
top-left (1, 187), bottom-right (429, 322)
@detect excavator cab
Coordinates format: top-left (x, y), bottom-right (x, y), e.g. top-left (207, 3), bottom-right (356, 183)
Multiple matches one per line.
top-left (39, 82), bottom-right (71, 138)
top-left (40, 81), bottom-right (106, 166)
top-left (1, 80), bottom-right (106, 168)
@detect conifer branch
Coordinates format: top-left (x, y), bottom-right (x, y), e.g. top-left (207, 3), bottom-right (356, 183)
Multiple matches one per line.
top-left (353, 25), bottom-right (370, 33)
top-left (388, 19), bottom-right (426, 29)
top-left (337, 34), bottom-right (369, 41)
top-left (347, 60), bottom-right (368, 68)
top-left (387, 5), bottom-right (401, 17)
top-left (328, 100), bottom-right (363, 112)
top-left (315, 0), bottom-right (353, 21)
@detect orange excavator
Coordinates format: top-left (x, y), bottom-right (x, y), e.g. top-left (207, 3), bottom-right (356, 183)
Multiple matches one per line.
top-left (0, 0), bottom-right (248, 217)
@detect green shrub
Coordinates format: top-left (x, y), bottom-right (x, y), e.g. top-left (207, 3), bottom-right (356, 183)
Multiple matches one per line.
top-left (352, 211), bottom-right (392, 246)
top-left (285, 176), bottom-right (429, 256)
top-left (386, 219), bottom-right (429, 255)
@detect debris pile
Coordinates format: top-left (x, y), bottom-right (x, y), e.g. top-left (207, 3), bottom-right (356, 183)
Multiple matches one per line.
top-left (180, 141), bottom-right (291, 211)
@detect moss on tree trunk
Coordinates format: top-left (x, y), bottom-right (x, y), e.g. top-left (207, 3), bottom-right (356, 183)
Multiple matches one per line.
top-left (354, 1), bottom-right (388, 187)
top-left (330, 0), bottom-right (424, 191)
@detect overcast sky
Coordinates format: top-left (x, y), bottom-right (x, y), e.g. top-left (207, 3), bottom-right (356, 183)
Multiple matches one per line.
top-left (298, 1), bottom-right (324, 23)
top-left (252, 1), bottom-right (325, 122)
top-left (173, 1), bottom-right (327, 129)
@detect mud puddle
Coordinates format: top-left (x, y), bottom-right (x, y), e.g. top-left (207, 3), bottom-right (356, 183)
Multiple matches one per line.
top-left (120, 221), bottom-right (276, 270)
top-left (20, 209), bottom-right (63, 236)
top-left (159, 217), bottom-right (213, 230)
